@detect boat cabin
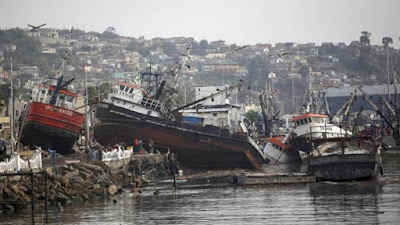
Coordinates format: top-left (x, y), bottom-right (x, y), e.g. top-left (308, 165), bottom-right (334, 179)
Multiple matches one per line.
top-left (114, 82), bottom-right (146, 99)
top-left (31, 85), bottom-right (79, 109)
top-left (269, 136), bottom-right (289, 150)
top-left (292, 113), bottom-right (329, 127)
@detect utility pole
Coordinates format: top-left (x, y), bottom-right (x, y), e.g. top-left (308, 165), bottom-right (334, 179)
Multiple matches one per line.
top-left (83, 61), bottom-right (90, 150)
top-left (387, 45), bottom-right (391, 102)
top-left (10, 57), bottom-right (15, 153)
top-left (291, 77), bottom-right (295, 113)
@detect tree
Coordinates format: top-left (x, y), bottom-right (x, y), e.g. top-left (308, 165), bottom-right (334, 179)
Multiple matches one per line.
top-left (162, 42), bottom-right (178, 56)
top-left (101, 26), bottom-right (119, 39)
top-left (138, 47), bottom-right (150, 57)
top-left (127, 41), bottom-right (138, 51)
top-left (199, 40), bottom-right (208, 56)
top-left (0, 82), bottom-right (11, 114)
top-left (360, 31), bottom-right (371, 46)
top-left (382, 37), bottom-right (393, 47)
top-left (244, 110), bottom-right (260, 125)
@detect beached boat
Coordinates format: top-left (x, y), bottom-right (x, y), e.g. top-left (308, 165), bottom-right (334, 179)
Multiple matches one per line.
top-left (309, 136), bottom-right (382, 181)
top-left (262, 134), bottom-right (302, 164)
top-left (94, 49), bottom-right (267, 169)
top-left (94, 81), bottom-right (266, 169)
top-left (18, 76), bottom-right (85, 154)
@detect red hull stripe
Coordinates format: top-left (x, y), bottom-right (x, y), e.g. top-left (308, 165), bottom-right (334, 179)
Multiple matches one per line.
top-left (25, 102), bottom-right (84, 133)
top-left (292, 113), bottom-right (328, 122)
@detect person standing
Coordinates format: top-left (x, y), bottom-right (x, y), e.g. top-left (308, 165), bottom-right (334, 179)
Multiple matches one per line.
top-left (149, 139), bottom-right (154, 154)
top-left (133, 138), bottom-right (139, 154)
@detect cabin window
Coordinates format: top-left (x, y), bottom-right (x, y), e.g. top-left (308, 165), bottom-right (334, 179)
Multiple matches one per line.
top-left (308, 118), bottom-right (312, 123)
top-left (66, 95), bottom-right (74, 102)
top-left (129, 88), bottom-right (134, 94)
top-left (48, 90), bottom-right (53, 96)
top-left (300, 120), bottom-right (304, 125)
top-left (41, 90), bottom-right (46, 94)
top-left (119, 85), bottom-right (125, 91)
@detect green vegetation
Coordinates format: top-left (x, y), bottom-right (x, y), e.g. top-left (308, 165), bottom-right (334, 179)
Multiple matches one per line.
top-left (244, 110), bottom-right (260, 125)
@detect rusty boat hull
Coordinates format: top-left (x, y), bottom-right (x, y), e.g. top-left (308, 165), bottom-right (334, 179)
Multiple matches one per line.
top-left (19, 102), bottom-right (85, 154)
top-left (94, 102), bottom-right (267, 169)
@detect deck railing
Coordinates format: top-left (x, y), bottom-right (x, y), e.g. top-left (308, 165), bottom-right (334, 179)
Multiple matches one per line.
top-left (0, 150), bottom-right (42, 173)
top-left (101, 146), bottom-right (133, 162)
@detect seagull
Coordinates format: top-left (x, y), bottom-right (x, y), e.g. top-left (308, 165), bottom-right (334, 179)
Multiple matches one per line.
top-left (230, 45), bottom-right (249, 53)
top-left (28, 23), bottom-right (46, 31)
top-left (278, 51), bottom-right (292, 58)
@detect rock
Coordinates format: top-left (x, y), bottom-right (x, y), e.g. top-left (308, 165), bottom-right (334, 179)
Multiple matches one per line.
top-left (0, 183), bottom-right (3, 199)
top-left (71, 183), bottom-right (85, 193)
top-left (45, 167), bottom-right (55, 179)
top-left (4, 204), bottom-right (15, 212)
top-left (60, 178), bottom-right (70, 188)
top-left (3, 187), bottom-right (17, 200)
top-left (117, 188), bottom-right (124, 194)
top-left (88, 192), bottom-right (98, 200)
top-left (92, 187), bottom-right (105, 196)
top-left (55, 193), bottom-right (69, 203)
top-left (71, 196), bottom-right (84, 203)
top-left (107, 185), bottom-right (117, 195)
top-left (92, 184), bottom-right (101, 189)
top-left (69, 176), bottom-right (86, 186)
top-left (80, 193), bottom-right (90, 201)
top-left (78, 163), bottom-right (104, 175)
top-left (79, 171), bottom-right (91, 180)
top-left (94, 160), bottom-right (111, 174)
top-left (7, 184), bottom-right (19, 195)
top-left (18, 184), bottom-right (28, 193)
top-left (63, 171), bottom-right (79, 179)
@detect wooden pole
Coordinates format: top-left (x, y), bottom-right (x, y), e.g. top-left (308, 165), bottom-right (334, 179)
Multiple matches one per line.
top-left (44, 171), bottom-right (48, 216)
top-left (31, 172), bottom-right (35, 225)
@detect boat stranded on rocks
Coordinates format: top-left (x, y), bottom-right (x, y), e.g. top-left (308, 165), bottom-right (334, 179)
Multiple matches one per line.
top-left (18, 76), bottom-right (85, 154)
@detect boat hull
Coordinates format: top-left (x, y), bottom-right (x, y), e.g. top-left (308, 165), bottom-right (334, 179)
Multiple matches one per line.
top-left (94, 102), bottom-right (266, 169)
top-left (263, 144), bottom-right (302, 164)
top-left (309, 153), bottom-right (381, 181)
top-left (19, 102), bottom-right (85, 154)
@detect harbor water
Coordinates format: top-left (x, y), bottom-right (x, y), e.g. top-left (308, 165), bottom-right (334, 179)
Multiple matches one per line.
top-left (1, 152), bottom-right (400, 224)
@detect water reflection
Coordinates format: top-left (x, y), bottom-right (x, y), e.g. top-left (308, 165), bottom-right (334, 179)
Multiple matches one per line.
top-left (1, 153), bottom-right (399, 224)
top-left (310, 181), bottom-right (382, 224)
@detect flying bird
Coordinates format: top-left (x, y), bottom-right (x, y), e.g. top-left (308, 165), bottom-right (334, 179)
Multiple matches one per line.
top-left (230, 45), bottom-right (250, 53)
top-left (28, 23), bottom-right (46, 31)
top-left (277, 51), bottom-right (292, 58)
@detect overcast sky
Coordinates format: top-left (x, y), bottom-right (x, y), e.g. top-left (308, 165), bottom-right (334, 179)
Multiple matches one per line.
top-left (1, 0), bottom-right (399, 48)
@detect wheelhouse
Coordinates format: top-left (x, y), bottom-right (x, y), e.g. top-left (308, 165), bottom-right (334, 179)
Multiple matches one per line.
top-left (31, 84), bottom-right (79, 109)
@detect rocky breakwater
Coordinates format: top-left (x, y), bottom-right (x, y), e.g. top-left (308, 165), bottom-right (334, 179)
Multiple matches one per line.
top-left (0, 161), bottom-right (131, 213)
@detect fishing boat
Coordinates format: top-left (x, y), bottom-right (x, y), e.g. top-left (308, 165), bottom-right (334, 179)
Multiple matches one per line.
top-left (17, 30), bottom-right (85, 154)
top-left (94, 81), bottom-right (266, 169)
top-left (18, 76), bottom-right (85, 154)
top-left (309, 136), bottom-right (382, 181)
top-left (94, 47), bottom-right (266, 169)
top-left (262, 134), bottom-right (302, 164)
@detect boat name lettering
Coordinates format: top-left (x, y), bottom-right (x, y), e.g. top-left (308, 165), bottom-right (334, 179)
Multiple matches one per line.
top-left (45, 105), bottom-right (73, 116)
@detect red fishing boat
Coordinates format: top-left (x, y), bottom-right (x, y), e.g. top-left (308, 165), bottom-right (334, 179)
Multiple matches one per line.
top-left (18, 77), bottom-right (85, 154)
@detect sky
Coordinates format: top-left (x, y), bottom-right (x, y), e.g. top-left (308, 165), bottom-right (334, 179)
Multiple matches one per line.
top-left (1, 0), bottom-right (399, 48)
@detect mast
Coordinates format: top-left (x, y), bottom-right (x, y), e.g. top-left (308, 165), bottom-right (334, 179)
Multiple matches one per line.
top-left (10, 57), bottom-right (15, 153)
